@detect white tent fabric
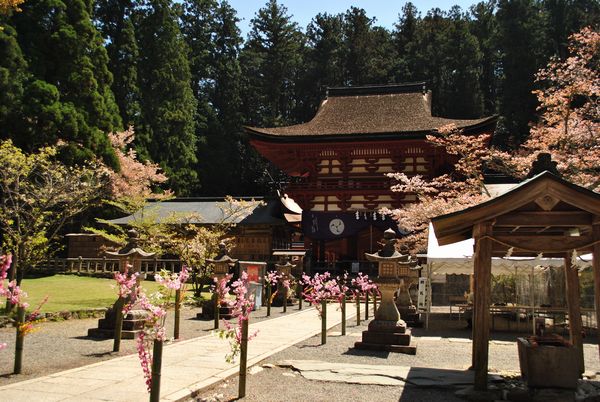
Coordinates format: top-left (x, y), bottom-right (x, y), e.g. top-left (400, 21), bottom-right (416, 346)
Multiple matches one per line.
top-left (426, 223), bottom-right (591, 276)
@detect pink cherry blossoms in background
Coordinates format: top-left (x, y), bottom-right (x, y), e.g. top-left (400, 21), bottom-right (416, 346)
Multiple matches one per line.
top-left (132, 268), bottom-right (188, 392)
top-left (301, 272), bottom-right (341, 316)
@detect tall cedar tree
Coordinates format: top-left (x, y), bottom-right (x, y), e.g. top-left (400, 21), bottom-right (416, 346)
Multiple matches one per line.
top-left (7, 0), bottom-right (122, 168)
top-left (94, 0), bottom-right (140, 128)
top-left (393, 2), bottom-right (420, 83)
top-left (495, 0), bottom-right (547, 149)
top-left (443, 6), bottom-right (484, 118)
top-left (299, 13), bottom-right (345, 121)
top-left (136, 0), bottom-right (198, 195)
top-left (241, 0), bottom-right (303, 127)
top-left (182, 0), bottom-right (245, 195)
top-left (469, 1), bottom-right (499, 115)
top-left (0, 24), bottom-right (27, 141)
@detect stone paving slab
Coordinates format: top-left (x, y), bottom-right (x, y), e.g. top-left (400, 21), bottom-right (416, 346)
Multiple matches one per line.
top-left (278, 359), bottom-right (499, 388)
top-left (0, 303), bottom-right (365, 402)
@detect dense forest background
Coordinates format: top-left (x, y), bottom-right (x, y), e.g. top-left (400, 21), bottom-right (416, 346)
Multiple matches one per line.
top-left (0, 0), bottom-right (598, 196)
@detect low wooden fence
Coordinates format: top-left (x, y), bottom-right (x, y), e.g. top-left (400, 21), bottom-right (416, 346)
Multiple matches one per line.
top-left (34, 258), bottom-right (183, 276)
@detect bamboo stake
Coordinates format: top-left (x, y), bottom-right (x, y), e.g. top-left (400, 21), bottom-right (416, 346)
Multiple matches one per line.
top-left (298, 282), bottom-right (303, 310)
top-left (113, 297), bottom-right (124, 352)
top-left (213, 292), bottom-right (219, 330)
top-left (239, 317), bottom-right (249, 398)
top-left (174, 289), bottom-right (181, 340)
top-left (365, 291), bottom-right (369, 320)
top-left (266, 283), bottom-right (271, 317)
top-left (150, 339), bottom-right (163, 402)
top-left (14, 306), bottom-right (25, 374)
top-left (356, 295), bottom-right (361, 326)
top-left (341, 294), bottom-right (346, 336)
top-left (283, 287), bottom-right (287, 313)
top-left (321, 299), bottom-right (327, 345)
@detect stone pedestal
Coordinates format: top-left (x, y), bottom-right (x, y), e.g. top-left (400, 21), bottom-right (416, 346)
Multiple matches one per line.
top-left (355, 279), bottom-right (417, 354)
top-left (197, 300), bottom-right (234, 320)
top-left (88, 306), bottom-right (146, 339)
top-left (395, 282), bottom-right (423, 327)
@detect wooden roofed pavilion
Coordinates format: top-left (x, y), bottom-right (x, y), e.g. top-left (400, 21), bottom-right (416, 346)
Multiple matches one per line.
top-left (431, 171), bottom-right (600, 391)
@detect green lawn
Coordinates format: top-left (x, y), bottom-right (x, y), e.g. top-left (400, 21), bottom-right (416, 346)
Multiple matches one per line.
top-left (18, 275), bottom-right (193, 313)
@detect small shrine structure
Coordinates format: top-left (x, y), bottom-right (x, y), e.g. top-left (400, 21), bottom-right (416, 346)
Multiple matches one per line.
top-left (431, 167), bottom-right (600, 390)
top-left (355, 228), bottom-right (419, 354)
top-left (246, 83), bottom-right (496, 263)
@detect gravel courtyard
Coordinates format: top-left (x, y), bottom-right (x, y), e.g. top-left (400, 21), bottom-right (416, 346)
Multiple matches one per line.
top-left (1, 307), bottom-right (598, 401)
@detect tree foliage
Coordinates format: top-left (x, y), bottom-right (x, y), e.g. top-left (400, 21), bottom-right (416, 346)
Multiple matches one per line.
top-left (0, 141), bottom-right (106, 284)
top-left (388, 27), bottom-right (600, 252)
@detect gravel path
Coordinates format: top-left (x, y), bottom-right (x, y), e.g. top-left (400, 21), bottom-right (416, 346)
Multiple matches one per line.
top-left (194, 315), bottom-right (600, 402)
top-left (0, 304), bottom-right (299, 386)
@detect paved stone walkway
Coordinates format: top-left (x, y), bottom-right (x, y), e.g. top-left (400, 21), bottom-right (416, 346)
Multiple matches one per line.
top-left (0, 303), bottom-right (364, 402)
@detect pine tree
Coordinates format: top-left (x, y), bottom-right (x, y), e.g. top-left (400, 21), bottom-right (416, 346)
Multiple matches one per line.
top-left (10, 0), bottom-right (122, 167)
top-left (136, 0), bottom-right (198, 195)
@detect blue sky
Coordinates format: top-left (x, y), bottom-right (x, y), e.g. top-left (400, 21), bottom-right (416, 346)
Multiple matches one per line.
top-left (227, 0), bottom-right (478, 37)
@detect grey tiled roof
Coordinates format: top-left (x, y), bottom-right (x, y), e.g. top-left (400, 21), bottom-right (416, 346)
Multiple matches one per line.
top-left (106, 198), bottom-right (285, 226)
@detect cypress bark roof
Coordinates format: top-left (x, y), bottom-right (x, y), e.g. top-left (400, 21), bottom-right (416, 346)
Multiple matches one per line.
top-left (245, 83), bottom-right (496, 139)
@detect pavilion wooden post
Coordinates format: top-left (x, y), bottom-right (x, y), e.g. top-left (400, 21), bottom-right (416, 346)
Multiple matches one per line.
top-left (565, 252), bottom-right (584, 374)
top-left (592, 219), bottom-right (600, 362)
top-left (472, 221), bottom-right (493, 391)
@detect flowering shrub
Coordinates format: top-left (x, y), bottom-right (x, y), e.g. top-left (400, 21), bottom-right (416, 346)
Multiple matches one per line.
top-left (212, 274), bottom-right (233, 306)
top-left (114, 265), bottom-right (140, 315)
top-left (132, 267), bottom-right (188, 392)
top-left (265, 271), bottom-right (281, 287)
top-left (301, 272), bottom-right (341, 316)
top-left (0, 254), bottom-right (48, 346)
top-left (219, 272), bottom-right (258, 363)
top-left (352, 273), bottom-right (378, 297)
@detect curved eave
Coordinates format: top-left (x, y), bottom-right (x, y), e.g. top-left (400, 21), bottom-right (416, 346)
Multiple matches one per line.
top-left (431, 171), bottom-right (600, 246)
top-left (244, 116), bottom-right (498, 144)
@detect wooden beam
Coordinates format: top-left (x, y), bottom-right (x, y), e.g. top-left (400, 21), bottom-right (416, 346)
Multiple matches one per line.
top-left (565, 253), bottom-right (584, 374)
top-left (592, 221), bottom-right (600, 363)
top-left (491, 234), bottom-right (594, 254)
top-left (494, 211), bottom-right (592, 227)
top-left (472, 221), bottom-right (493, 391)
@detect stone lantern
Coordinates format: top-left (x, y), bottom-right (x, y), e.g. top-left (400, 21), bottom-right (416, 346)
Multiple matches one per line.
top-left (272, 260), bottom-right (296, 307)
top-left (207, 240), bottom-right (238, 280)
top-left (88, 229), bottom-right (155, 339)
top-left (355, 228), bottom-right (418, 354)
top-left (105, 229), bottom-right (156, 276)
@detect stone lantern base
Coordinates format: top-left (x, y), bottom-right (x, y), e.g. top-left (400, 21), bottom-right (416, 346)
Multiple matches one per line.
top-left (354, 279), bottom-right (417, 354)
top-left (88, 307), bottom-right (147, 339)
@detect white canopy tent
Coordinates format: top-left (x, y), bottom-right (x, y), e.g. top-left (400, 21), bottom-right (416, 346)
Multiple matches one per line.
top-left (422, 223), bottom-right (592, 328)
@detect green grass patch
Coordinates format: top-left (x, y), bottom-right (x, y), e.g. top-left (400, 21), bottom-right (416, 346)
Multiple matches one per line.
top-left (16, 274), bottom-right (202, 313)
